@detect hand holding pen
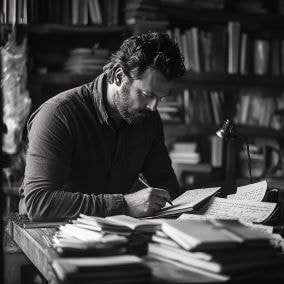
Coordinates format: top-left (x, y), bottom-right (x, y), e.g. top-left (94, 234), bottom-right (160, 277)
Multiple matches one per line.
top-left (138, 175), bottom-right (174, 207)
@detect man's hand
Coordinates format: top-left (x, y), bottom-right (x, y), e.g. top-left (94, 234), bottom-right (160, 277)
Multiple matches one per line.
top-left (124, 187), bottom-right (171, 217)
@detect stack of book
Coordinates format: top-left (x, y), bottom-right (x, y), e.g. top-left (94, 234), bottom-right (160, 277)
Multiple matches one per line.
top-left (64, 47), bottom-right (109, 74)
top-left (52, 214), bottom-right (161, 256)
top-left (149, 219), bottom-right (284, 281)
top-left (51, 214), bottom-right (158, 283)
top-left (123, 0), bottom-right (169, 32)
top-left (169, 142), bottom-right (201, 165)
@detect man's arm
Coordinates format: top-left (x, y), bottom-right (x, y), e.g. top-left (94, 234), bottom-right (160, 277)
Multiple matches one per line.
top-left (123, 113), bottom-right (180, 217)
top-left (22, 102), bottom-right (126, 221)
top-left (142, 113), bottom-right (180, 199)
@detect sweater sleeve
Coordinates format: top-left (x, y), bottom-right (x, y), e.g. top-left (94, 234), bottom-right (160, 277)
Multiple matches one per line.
top-left (141, 113), bottom-right (180, 199)
top-left (23, 102), bottom-right (126, 221)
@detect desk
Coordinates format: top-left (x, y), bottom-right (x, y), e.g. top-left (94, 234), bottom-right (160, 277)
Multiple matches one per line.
top-left (8, 220), bottom-right (231, 284)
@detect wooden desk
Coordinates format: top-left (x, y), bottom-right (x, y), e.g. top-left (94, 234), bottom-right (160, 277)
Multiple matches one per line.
top-left (8, 220), bottom-right (284, 284)
top-left (8, 221), bottom-right (211, 283)
top-left (8, 221), bottom-right (229, 284)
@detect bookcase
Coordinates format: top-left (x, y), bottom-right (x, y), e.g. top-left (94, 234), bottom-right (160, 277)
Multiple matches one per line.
top-left (159, 0), bottom-right (284, 190)
top-left (1, 0), bottom-right (284, 192)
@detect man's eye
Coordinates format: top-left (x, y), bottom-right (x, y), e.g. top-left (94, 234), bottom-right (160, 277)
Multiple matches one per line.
top-left (141, 91), bottom-right (152, 98)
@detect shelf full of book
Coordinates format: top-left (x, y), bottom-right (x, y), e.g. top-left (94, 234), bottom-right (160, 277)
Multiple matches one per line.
top-left (158, 0), bottom-right (284, 188)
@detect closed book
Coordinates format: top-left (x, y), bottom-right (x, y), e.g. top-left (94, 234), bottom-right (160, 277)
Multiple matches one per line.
top-left (211, 25), bottom-right (226, 73)
top-left (227, 21), bottom-right (241, 74)
top-left (52, 255), bottom-right (151, 283)
top-left (161, 219), bottom-right (239, 251)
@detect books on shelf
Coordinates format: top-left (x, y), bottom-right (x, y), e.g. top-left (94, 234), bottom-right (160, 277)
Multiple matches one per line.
top-left (234, 89), bottom-right (277, 128)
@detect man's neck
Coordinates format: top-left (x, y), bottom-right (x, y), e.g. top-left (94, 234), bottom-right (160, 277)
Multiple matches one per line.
top-left (106, 82), bottom-right (121, 127)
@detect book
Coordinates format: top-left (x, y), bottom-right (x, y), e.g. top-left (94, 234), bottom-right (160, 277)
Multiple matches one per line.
top-left (106, 215), bottom-right (161, 233)
top-left (76, 214), bottom-right (160, 234)
top-left (52, 255), bottom-right (152, 284)
top-left (150, 187), bottom-right (220, 218)
top-left (227, 21), bottom-right (241, 74)
top-left (23, 221), bottom-right (69, 229)
top-left (160, 219), bottom-right (240, 251)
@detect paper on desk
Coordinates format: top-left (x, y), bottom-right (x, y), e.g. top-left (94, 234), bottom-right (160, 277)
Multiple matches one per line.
top-left (227, 180), bottom-right (267, 201)
top-left (201, 197), bottom-right (277, 223)
top-left (156, 187), bottom-right (220, 216)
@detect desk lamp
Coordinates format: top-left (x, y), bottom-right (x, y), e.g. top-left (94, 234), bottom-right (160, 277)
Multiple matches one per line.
top-left (216, 119), bottom-right (253, 196)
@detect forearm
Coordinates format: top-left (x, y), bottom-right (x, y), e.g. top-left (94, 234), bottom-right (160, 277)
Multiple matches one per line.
top-left (23, 182), bottom-right (126, 221)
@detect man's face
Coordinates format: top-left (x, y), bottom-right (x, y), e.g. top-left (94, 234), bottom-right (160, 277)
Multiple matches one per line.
top-left (113, 68), bottom-right (172, 124)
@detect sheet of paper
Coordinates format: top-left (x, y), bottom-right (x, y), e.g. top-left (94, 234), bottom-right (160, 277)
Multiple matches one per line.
top-left (203, 197), bottom-right (277, 223)
top-left (227, 180), bottom-right (267, 201)
top-left (161, 187), bottom-right (220, 212)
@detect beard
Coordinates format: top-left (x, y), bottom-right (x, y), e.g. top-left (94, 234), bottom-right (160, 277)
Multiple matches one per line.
top-left (113, 81), bottom-right (153, 124)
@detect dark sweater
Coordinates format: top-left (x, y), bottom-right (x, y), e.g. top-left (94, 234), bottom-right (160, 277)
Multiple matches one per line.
top-left (19, 73), bottom-right (179, 221)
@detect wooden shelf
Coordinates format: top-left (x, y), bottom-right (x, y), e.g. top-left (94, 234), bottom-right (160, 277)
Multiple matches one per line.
top-left (28, 72), bottom-right (98, 85)
top-left (237, 125), bottom-right (284, 138)
top-left (161, 6), bottom-right (284, 28)
top-left (164, 123), bottom-right (284, 139)
top-left (176, 72), bottom-right (284, 90)
top-left (6, 24), bottom-right (130, 36)
top-left (164, 124), bottom-right (218, 138)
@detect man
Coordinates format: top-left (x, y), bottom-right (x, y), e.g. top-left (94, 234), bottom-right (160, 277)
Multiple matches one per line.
top-left (19, 32), bottom-right (186, 221)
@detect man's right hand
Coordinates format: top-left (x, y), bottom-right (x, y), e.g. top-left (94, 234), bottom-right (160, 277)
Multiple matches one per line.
top-left (124, 187), bottom-right (171, 217)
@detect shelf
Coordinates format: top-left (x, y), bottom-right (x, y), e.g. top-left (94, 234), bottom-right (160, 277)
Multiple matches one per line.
top-left (5, 24), bottom-right (130, 36)
top-left (28, 72), bottom-right (98, 85)
top-left (164, 124), bottom-right (284, 138)
top-left (161, 6), bottom-right (284, 28)
top-left (176, 72), bottom-right (284, 90)
top-left (164, 124), bottom-right (218, 138)
top-left (237, 125), bottom-right (284, 138)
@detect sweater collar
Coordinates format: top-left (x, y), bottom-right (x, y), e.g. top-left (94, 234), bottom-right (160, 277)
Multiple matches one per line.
top-left (92, 73), bottom-right (109, 124)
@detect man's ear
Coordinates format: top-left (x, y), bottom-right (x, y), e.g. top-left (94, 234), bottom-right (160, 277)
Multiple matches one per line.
top-left (114, 68), bottom-right (125, 86)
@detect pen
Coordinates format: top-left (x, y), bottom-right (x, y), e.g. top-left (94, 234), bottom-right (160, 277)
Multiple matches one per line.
top-left (138, 176), bottom-right (174, 207)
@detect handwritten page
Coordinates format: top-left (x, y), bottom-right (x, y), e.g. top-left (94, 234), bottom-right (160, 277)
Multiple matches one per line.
top-left (203, 197), bottom-right (277, 223)
top-left (163, 187), bottom-right (220, 211)
top-left (178, 214), bottom-right (274, 234)
top-left (227, 180), bottom-right (267, 201)
top-left (151, 187), bottom-right (220, 218)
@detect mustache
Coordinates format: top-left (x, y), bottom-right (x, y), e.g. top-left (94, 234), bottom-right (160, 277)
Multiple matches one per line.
top-left (138, 109), bottom-right (153, 115)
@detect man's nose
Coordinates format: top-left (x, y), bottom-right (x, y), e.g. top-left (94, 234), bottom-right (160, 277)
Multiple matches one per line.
top-left (147, 98), bottom-right (159, 111)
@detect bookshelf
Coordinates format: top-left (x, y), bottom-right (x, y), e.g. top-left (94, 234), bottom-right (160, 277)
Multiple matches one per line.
top-left (2, 0), bottom-right (284, 190)
top-left (159, 0), bottom-right (284, 188)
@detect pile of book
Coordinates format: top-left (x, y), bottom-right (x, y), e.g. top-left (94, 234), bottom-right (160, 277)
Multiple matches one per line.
top-left (51, 214), bottom-right (157, 283)
top-left (123, 0), bottom-right (169, 32)
top-left (149, 218), bottom-right (284, 281)
top-left (64, 47), bottom-right (109, 74)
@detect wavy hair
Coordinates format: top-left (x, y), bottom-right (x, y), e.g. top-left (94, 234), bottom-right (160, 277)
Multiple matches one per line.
top-left (103, 32), bottom-right (186, 83)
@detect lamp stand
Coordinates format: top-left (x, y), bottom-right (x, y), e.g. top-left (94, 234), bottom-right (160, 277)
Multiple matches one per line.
top-left (220, 138), bottom-right (237, 197)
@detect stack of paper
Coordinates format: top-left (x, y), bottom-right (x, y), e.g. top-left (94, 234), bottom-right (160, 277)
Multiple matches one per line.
top-left (149, 219), bottom-right (284, 281)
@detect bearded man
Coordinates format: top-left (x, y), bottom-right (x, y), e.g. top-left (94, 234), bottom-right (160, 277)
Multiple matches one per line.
top-left (19, 32), bottom-right (186, 221)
